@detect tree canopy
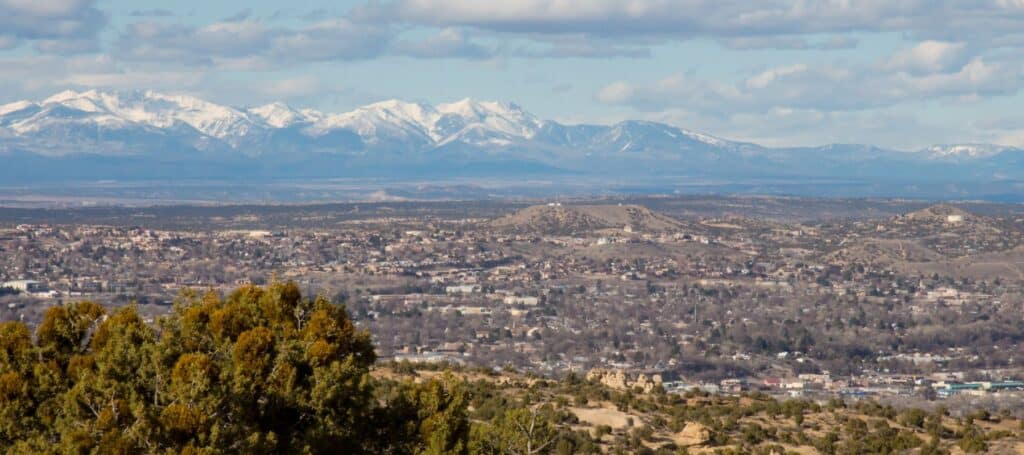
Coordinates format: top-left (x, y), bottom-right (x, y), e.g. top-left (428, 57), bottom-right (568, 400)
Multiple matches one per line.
top-left (0, 282), bottom-right (472, 454)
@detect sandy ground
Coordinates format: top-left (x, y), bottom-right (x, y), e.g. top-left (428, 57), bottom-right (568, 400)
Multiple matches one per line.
top-left (570, 404), bottom-right (642, 430)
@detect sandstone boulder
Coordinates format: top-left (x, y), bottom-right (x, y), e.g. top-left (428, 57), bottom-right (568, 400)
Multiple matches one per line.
top-left (674, 422), bottom-right (710, 447)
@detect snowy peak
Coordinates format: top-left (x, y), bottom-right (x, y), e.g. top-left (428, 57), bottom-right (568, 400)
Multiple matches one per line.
top-left (436, 98), bottom-right (530, 122)
top-left (31, 89), bottom-right (257, 139)
top-left (436, 98), bottom-right (542, 141)
top-left (2, 89), bottom-right (1024, 192)
top-left (342, 99), bottom-right (439, 127)
top-left (248, 102), bottom-right (313, 128)
top-left (8, 88), bottom-right (1017, 171)
top-left (598, 120), bottom-right (736, 154)
top-left (3, 90), bottom-right (570, 151)
top-left (680, 129), bottom-right (733, 148)
top-left (310, 97), bottom-right (545, 146)
top-left (0, 100), bottom-right (35, 117)
top-left (314, 99), bottom-right (439, 144)
top-left (922, 143), bottom-right (1016, 159)
top-left (359, 99), bottom-right (437, 120)
top-left (42, 89), bottom-right (109, 114)
top-left (0, 89), bottom-right (771, 160)
top-left (43, 89), bottom-right (93, 105)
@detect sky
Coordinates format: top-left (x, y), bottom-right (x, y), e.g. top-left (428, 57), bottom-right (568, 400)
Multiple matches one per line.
top-left (2, 0), bottom-right (1024, 150)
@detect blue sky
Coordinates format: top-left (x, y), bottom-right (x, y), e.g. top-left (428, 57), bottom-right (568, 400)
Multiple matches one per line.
top-left (2, 0), bottom-right (1024, 149)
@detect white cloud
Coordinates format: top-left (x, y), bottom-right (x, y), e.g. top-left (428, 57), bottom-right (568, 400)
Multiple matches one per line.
top-left (720, 36), bottom-right (812, 50)
top-left (883, 40), bottom-right (970, 74)
top-left (894, 57), bottom-right (1009, 95)
top-left (392, 27), bottom-right (495, 59)
top-left (598, 52), bottom-right (1024, 116)
top-left (992, 130), bottom-right (1024, 147)
top-left (116, 18), bottom-right (393, 67)
top-left (634, 105), bottom-right (960, 149)
top-left (745, 64), bottom-right (809, 89)
top-left (269, 18), bottom-right (393, 62)
top-left (719, 35), bottom-right (857, 51)
top-left (114, 13), bottom-right (653, 67)
top-left (592, 32), bottom-right (1024, 148)
top-left (0, 54), bottom-right (179, 100)
top-left (974, 116), bottom-right (1024, 148)
top-left (595, 82), bottom-right (635, 103)
top-left (60, 70), bottom-right (206, 92)
top-left (0, 0), bottom-right (105, 53)
top-left (355, 0), bottom-right (1024, 41)
top-left (260, 75), bottom-right (324, 99)
top-left (0, 35), bottom-right (19, 50)
top-left (118, 20), bottom-right (276, 65)
top-left (518, 35), bottom-right (652, 58)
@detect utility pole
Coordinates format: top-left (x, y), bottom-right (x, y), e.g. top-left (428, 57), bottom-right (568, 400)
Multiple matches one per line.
top-left (694, 296), bottom-right (699, 325)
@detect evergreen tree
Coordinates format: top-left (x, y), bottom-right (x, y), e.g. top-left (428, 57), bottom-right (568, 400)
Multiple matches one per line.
top-left (0, 283), bottom-right (469, 454)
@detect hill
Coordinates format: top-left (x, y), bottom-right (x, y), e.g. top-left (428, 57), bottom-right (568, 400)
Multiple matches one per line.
top-left (893, 204), bottom-right (1006, 236)
top-left (904, 204), bottom-right (979, 224)
top-left (489, 204), bottom-right (684, 234)
top-left (822, 238), bottom-right (945, 267)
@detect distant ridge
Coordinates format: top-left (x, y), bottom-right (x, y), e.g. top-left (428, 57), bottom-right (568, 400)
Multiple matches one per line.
top-left (489, 204), bottom-right (684, 235)
top-left (903, 204), bottom-right (975, 221)
top-left (895, 204), bottom-right (1003, 233)
top-left (0, 89), bottom-right (1022, 191)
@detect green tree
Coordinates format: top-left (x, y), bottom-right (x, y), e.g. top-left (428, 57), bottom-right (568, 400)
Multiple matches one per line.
top-left (958, 423), bottom-right (988, 453)
top-left (471, 405), bottom-right (559, 454)
top-left (0, 283), bottom-right (474, 454)
top-left (377, 374), bottom-right (471, 454)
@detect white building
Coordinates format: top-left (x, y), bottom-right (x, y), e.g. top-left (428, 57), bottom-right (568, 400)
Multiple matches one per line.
top-left (445, 284), bottom-right (479, 294)
top-left (2, 280), bottom-right (44, 293)
top-left (503, 296), bottom-right (539, 306)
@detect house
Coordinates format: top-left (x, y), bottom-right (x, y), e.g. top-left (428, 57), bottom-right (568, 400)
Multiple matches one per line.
top-left (503, 296), bottom-right (539, 306)
top-left (720, 378), bottom-right (746, 393)
top-left (445, 284), bottom-right (479, 294)
top-left (784, 380), bottom-right (806, 390)
top-left (2, 280), bottom-right (45, 293)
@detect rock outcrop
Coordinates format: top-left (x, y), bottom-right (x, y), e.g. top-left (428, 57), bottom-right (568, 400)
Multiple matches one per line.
top-left (585, 369), bottom-right (663, 393)
top-left (673, 422), bottom-right (711, 447)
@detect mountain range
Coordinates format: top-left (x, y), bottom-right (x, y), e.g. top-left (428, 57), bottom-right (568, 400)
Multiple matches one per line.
top-left (0, 89), bottom-right (1021, 189)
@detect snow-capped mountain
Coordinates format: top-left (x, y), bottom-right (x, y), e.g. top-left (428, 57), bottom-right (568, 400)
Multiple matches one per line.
top-left (0, 89), bottom-right (1020, 185)
top-left (921, 143), bottom-right (1017, 160)
top-left (1, 91), bottom-right (534, 154)
top-left (304, 98), bottom-right (546, 149)
top-left (40, 89), bottom-right (257, 140)
top-left (0, 89), bottom-right (738, 157)
top-left (248, 102), bottom-right (316, 129)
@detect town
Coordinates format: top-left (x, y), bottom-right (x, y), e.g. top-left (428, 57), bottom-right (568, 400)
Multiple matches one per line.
top-left (2, 197), bottom-right (1023, 413)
